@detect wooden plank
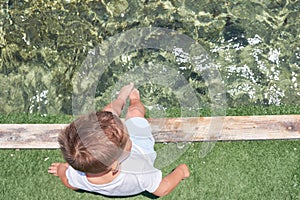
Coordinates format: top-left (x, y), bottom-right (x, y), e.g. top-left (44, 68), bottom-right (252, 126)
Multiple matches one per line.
top-left (149, 115), bottom-right (300, 142)
top-left (0, 124), bottom-right (66, 149)
top-left (0, 115), bottom-right (300, 149)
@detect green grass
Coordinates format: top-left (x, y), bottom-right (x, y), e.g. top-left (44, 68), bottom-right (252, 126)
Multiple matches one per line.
top-left (1, 105), bottom-right (300, 200)
top-left (0, 113), bottom-right (74, 124)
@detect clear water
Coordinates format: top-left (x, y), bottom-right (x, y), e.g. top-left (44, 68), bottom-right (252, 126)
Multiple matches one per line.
top-left (0, 0), bottom-right (299, 115)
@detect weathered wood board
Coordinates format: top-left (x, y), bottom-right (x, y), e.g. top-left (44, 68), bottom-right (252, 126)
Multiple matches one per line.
top-left (0, 115), bottom-right (300, 149)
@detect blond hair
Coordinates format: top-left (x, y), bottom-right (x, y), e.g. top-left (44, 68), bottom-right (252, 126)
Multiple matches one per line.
top-left (59, 111), bottom-right (129, 173)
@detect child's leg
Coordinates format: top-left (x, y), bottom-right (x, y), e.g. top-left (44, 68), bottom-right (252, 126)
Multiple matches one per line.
top-left (125, 89), bottom-right (146, 119)
top-left (125, 89), bottom-right (156, 163)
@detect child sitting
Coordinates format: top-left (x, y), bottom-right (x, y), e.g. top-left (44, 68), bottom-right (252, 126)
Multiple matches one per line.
top-left (48, 83), bottom-right (189, 197)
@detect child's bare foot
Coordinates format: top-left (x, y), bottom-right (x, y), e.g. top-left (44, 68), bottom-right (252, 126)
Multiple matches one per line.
top-left (129, 88), bottom-right (140, 101)
top-left (117, 83), bottom-right (134, 102)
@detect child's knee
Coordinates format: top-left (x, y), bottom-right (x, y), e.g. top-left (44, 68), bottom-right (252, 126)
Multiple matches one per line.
top-left (126, 104), bottom-right (146, 119)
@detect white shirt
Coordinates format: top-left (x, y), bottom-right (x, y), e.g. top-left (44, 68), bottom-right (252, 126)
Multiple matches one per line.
top-left (66, 117), bottom-right (162, 196)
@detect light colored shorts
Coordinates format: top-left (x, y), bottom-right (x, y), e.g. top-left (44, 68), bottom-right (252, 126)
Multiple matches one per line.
top-left (125, 117), bottom-right (156, 163)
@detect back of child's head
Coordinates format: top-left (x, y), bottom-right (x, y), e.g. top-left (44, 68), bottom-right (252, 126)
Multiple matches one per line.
top-left (59, 111), bottom-right (129, 173)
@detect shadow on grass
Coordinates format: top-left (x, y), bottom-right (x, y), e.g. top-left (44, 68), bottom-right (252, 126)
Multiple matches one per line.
top-left (76, 189), bottom-right (159, 199)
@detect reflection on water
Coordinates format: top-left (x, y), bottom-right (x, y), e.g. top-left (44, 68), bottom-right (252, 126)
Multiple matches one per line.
top-left (0, 0), bottom-right (299, 114)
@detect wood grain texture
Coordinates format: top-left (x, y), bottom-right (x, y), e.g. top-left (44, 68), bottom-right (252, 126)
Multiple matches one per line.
top-left (0, 115), bottom-right (300, 148)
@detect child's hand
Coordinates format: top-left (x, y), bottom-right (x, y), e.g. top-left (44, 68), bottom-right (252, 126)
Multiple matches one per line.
top-left (48, 163), bottom-right (78, 190)
top-left (48, 163), bottom-right (69, 177)
top-left (176, 164), bottom-right (190, 179)
top-left (153, 164), bottom-right (190, 197)
top-left (117, 83), bottom-right (134, 102)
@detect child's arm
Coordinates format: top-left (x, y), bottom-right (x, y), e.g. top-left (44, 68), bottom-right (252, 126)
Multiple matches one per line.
top-left (152, 164), bottom-right (190, 197)
top-left (48, 163), bottom-right (78, 190)
top-left (103, 83), bottom-right (134, 116)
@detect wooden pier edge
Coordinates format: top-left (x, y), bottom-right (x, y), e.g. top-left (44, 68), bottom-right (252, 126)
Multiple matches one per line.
top-left (0, 115), bottom-right (300, 149)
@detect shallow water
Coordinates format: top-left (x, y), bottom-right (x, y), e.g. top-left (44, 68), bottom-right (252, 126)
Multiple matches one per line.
top-left (0, 0), bottom-right (299, 115)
